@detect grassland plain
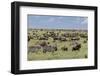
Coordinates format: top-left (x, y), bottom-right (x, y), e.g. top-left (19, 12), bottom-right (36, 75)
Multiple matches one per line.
top-left (28, 29), bottom-right (88, 61)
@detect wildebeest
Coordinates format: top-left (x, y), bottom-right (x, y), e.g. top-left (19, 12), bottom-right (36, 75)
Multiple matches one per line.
top-left (72, 43), bottom-right (81, 51)
top-left (43, 33), bottom-right (49, 38)
top-left (53, 37), bottom-right (60, 41)
top-left (42, 45), bottom-right (57, 53)
top-left (80, 33), bottom-right (88, 38)
top-left (39, 36), bottom-right (48, 40)
top-left (61, 33), bottom-right (78, 38)
top-left (39, 41), bottom-right (48, 47)
top-left (69, 33), bottom-right (78, 38)
top-left (28, 45), bottom-right (41, 53)
top-left (61, 46), bottom-right (68, 51)
top-left (83, 40), bottom-right (87, 43)
top-left (49, 31), bottom-right (56, 38)
top-left (53, 36), bottom-right (67, 41)
top-left (28, 36), bottom-right (30, 42)
top-left (85, 54), bottom-right (87, 58)
top-left (71, 37), bottom-right (80, 41)
top-left (28, 35), bottom-right (33, 41)
top-left (60, 37), bottom-right (67, 41)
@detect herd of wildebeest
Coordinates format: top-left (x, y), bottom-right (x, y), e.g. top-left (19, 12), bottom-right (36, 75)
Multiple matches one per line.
top-left (28, 29), bottom-right (88, 60)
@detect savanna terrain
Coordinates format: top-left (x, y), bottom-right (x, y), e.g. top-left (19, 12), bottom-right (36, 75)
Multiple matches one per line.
top-left (28, 29), bottom-right (88, 61)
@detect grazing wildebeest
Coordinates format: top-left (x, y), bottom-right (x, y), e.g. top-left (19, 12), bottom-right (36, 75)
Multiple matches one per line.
top-left (71, 37), bottom-right (80, 41)
top-left (28, 45), bottom-right (41, 53)
top-left (83, 40), bottom-right (87, 43)
top-left (85, 54), bottom-right (87, 58)
top-left (61, 33), bottom-right (73, 38)
top-left (69, 33), bottom-right (78, 38)
top-left (43, 33), bottom-right (49, 38)
top-left (61, 46), bottom-right (68, 51)
top-left (49, 31), bottom-right (56, 37)
top-left (72, 43), bottom-right (81, 51)
top-left (32, 32), bottom-right (36, 35)
top-left (42, 45), bottom-right (57, 53)
top-left (28, 34), bottom-right (33, 41)
top-left (28, 36), bottom-right (30, 42)
top-left (39, 36), bottom-right (48, 40)
top-left (80, 33), bottom-right (88, 38)
top-left (39, 41), bottom-right (48, 47)
top-left (60, 37), bottom-right (67, 41)
top-left (53, 37), bottom-right (60, 41)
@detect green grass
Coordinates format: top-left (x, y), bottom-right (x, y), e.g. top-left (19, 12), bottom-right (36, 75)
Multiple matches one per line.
top-left (28, 46), bottom-right (88, 61)
top-left (28, 29), bottom-right (88, 61)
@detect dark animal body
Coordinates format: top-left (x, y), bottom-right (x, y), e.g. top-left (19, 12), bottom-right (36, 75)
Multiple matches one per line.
top-left (61, 46), bottom-right (68, 51)
top-left (43, 45), bottom-right (57, 53)
top-left (80, 34), bottom-right (88, 38)
top-left (72, 43), bottom-right (81, 51)
top-left (71, 37), bottom-right (80, 41)
top-left (28, 45), bottom-right (41, 53)
top-left (39, 37), bottom-right (48, 40)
